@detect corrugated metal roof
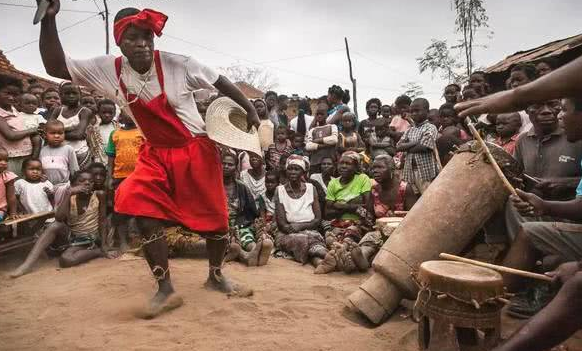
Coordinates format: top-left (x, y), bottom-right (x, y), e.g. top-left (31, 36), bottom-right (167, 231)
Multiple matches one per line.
top-left (0, 50), bottom-right (58, 88)
top-left (486, 33), bottom-right (582, 73)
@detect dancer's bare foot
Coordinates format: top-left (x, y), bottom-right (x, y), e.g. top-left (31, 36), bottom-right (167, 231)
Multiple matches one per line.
top-left (314, 251), bottom-right (337, 274)
top-left (204, 269), bottom-right (253, 297)
top-left (350, 247), bottom-right (369, 272)
top-left (135, 289), bottom-right (183, 319)
top-left (224, 243), bottom-right (241, 262)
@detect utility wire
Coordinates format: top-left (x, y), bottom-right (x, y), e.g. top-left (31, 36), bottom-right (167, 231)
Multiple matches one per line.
top-left (5, 13), bottom-right (101, 54)
top-left (0, 2), bottom-right (98, 14)
top-left (92, 0), bottom-right (102, 13)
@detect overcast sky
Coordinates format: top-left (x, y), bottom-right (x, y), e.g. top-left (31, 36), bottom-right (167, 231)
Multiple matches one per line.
top-left (1, 0), bottom-right (581, 116)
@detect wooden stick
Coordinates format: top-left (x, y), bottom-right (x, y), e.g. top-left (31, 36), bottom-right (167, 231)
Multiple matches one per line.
top-left (3, 211), bottom-right (54, 226)
top-left (465, 118), bottom-right (518, 196)
top-left (439, 253), bottom-right (552, 282)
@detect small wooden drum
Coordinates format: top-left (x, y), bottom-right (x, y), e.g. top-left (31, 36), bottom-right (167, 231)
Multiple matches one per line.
top-left (415, 261), bottom-right (505, 351)
top-left (376, 217), bottom-right (404, 238)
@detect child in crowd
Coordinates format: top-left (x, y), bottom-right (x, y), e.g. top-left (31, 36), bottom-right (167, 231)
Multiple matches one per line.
top-left (40, 120), bottom-right (80, 205)
top-left (338, 112), bottom-right (365, 155)
top-left (105, 112), bottom-right (144, 251)
top-left (266, 125), bottom-right (293, 171)
top-left (96, 99), bottom-right (117, 145)
top-left (396, 98), bottom-right (439, 194)
top-left (88, 162), bottom-right (107, 192)
top-left (17, 93), bottom-right (44, 152)
top-left (428, 109), bottom-right (441, 128)
top-left (254, 99), bottom-right (274, 152)
top-left (49, 82), bottom-right (92, 168)
top-left (305, 101), bottom-right (338, 173)
top-left (0, 147), bottom-right (17, 225)
top-left (389, 95), bottom-right (412, 136)
top-left (359, 98), bottom-right (383, 140)
top-left (27, 83), bottom-right (45, 110)
top-left (494, 112), bottom-right (522, 155)
top-left (15, 159), bottom-right (54, 223)
top-left (443, 83), bottom-right (462, 104)
top-left (509, 63), bottom-right (539, 133)
top-left (258, 170), bottom-right (279, 220)
top-left (469, 71), bottom-right (489, 97)
top-left (0, 75), bottom-right (39, 174)
top-left (380, 105), bottom-right (392, 120)
top-left (291, 133), bottom-right (306, 156)
top-left (10, 170), bottom-right (110, 278)
top-left (438, 103), bottom-right (469, 141)
top-left (369, 118), bottom-right (396, 159)
top-left (81, 95), bottom-right (98, 115)
top-left (39, 88), bottom-right (60, 119)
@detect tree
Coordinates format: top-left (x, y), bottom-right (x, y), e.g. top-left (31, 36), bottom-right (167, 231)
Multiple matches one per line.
top-left (451, 0), bottom-right (489, 78)
top-left (219, 64), bottom-right (279, 92)
top-left (417, 39), bottom-right (465, 83)
top-left (401, 82), bottom-right (424, 99)
top-left (418, 0), bottom-right (490, 82)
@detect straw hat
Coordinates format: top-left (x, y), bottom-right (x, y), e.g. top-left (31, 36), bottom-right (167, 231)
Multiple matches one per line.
top-left (206, 97), bottom-right (262, 156)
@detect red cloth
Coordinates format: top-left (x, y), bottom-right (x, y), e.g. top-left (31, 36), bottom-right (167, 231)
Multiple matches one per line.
top-left (114, 51), bottom-right (228, 232)
top-left (113, 9), bottom-right (168, 45)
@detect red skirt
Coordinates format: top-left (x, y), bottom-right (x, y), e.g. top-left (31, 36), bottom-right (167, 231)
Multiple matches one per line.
top-left (115, 136), bottom-right (228, 233)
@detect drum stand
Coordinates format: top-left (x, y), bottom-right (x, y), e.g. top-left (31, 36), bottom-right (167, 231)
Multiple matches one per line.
top-left (417, 298), bottom-right (502, 351)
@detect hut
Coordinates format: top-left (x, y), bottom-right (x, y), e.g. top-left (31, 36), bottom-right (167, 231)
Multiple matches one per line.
top-left (485, 33), bottom-right (582, 92)
top-left (0, 50), bottom-right (58, 90)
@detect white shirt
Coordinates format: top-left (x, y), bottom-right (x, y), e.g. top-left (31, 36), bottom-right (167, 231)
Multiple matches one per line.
top-left (277, 183), bottom-right (315, 223)
top-left (19, 112), bottom-right (45, 129)
top-left (289, 114), bottom-right (315, 132)
top-left (14, 179), bottom-right (54, 222)
top-left (65, 51), bottom-right (219, 135)
top-left (518, 110), bottom-right (533, 134)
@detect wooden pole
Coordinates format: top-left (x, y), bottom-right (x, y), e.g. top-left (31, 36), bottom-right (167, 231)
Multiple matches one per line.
top-left (439, 253), bottom-right (552, 282)
top-left (103, 0), bottom-right (110, 55)
top-left (465, 117), bottom-right (517, 196)
top-left (344, 37), bottom-right (357, 119)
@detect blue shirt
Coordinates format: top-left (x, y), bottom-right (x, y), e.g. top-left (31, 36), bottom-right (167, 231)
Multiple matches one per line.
top-left (577, 160), bottom-right (582, 196)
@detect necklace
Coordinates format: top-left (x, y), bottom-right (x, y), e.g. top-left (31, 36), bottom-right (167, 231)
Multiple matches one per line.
top-left (288, 183), bottom-right (302, 198)
top-left (115, 58), bottom-right (155, 111)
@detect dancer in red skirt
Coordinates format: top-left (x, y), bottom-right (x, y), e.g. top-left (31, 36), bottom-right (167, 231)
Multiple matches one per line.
top-left (38, 1), bottom-right (260, 317)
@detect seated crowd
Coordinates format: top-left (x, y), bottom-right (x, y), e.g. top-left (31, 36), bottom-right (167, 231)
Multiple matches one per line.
top-left (0, 58), bottom-right (580, 326)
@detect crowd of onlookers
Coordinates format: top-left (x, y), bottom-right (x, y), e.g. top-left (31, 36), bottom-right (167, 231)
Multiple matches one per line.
top-left (1, 56), bottom-right (579, 320)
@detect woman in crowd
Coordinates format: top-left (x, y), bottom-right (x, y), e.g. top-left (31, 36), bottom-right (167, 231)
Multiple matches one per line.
top-left (239, 152), bottom-right (266, 209)
top-left (316, 151), bottom-right (371, 274)
top-left (222, 151), bottom-right (272, 267)
top-left (351, 155), bottom-right (418, 271)
top-left (48, 82), bottom-right (93, 168)
top-left (305, 101), bottom-right (338, 174)
top-left (274, 155), bottom-right (328, 268)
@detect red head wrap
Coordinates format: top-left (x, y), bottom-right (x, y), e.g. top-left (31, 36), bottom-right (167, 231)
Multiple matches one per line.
top-left (113, 9), bottom-right (168, 45)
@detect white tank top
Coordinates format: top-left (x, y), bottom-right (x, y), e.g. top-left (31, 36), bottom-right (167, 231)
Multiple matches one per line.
top-left (57, 107), bottom-right (89, 154)
top-left (277, 183), bottom-right (315, 223)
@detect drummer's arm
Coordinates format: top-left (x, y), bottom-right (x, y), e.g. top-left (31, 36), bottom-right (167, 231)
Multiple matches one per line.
top-left (539, 197), bottom-right (582, 222)
top-left (40, 0), bottom-right (71, 80)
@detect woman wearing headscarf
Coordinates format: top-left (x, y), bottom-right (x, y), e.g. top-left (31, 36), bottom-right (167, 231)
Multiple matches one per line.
top-left (315, 151), bottom-right (372, 274)
top-left (274, 155), bottom-right (328, 269)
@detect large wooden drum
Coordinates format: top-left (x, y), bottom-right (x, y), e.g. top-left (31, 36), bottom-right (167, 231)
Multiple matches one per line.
top-left (415, 261), bottom-right (505, 351)
top-left (347, 142), bottom-right (521, 325)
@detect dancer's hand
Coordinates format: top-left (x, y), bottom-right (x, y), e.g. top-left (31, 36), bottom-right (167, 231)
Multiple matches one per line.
top-left (246, 108), bottom-right (260, 130)
top-left (40, 0), bottom-right (61, 18)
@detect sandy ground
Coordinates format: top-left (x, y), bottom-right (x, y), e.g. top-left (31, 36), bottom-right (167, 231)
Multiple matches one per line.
top-left (1, 251), bottom-right (582, 351)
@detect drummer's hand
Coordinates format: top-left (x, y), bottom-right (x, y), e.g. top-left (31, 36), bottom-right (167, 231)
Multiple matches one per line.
top-left (510, 188), bottom-right (546, 217)
top-left (246, 108), bottom-right (260, 131)
top-left (546, 261), bottom-right (581, 286)
top-left (455, 89), bottom-right (522, 118)
top-left (41, 0), bottom-right (61, 18)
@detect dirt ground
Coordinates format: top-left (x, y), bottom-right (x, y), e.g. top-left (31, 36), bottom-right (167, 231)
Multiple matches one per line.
top-left (1, 251), bottom-right (582, 351)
